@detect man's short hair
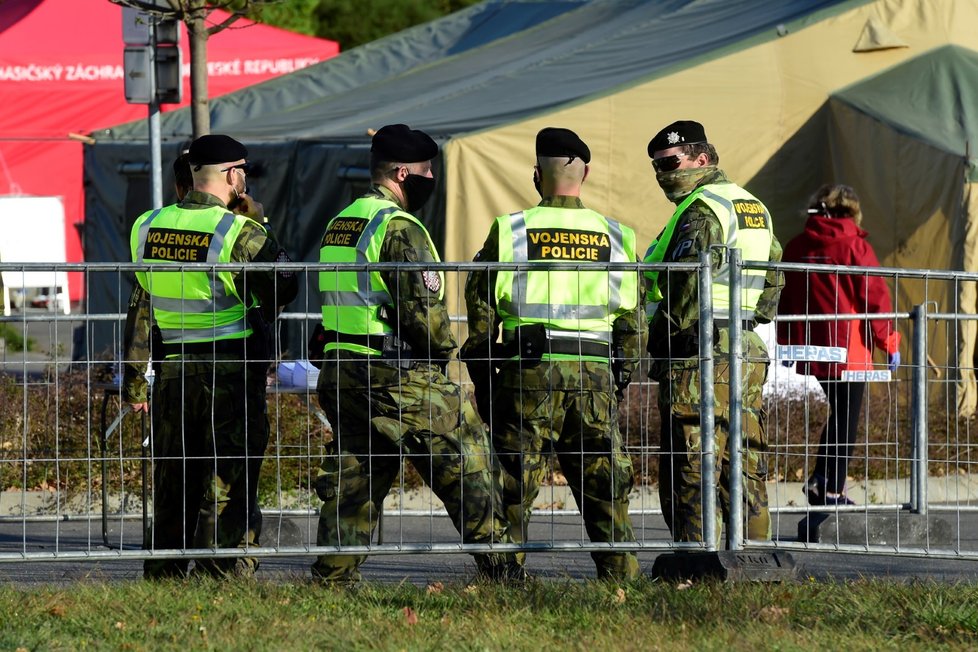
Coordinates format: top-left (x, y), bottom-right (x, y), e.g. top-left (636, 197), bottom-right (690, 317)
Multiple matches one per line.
top-left (679, 142), bottom-right (719, 166)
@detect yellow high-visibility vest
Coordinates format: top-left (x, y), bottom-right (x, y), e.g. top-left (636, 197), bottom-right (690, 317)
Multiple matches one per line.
top-left (318, 196), bottom-right (442, 356)
top-left (494, 205), bottom-right (637, 361)
top-left (130, 204), bottom-right (256, 343)
top-left (644, 182), bottom-right (773, 321)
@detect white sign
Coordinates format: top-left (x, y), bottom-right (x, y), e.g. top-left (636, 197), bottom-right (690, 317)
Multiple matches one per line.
top-left (775, 344), bottom-right (848, 363)
top-left (840, 370), bottom-right (892, 382)
top-left (0, 196), bottom-right (70, 315)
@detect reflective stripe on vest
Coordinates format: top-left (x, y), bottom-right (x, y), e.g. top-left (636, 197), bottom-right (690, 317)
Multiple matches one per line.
top-left (130, 204), bottom-right (256, 344)
top-left (319, 196), bottom-right (443, 356)
top-left (494, 205), bottom-right (637, 359)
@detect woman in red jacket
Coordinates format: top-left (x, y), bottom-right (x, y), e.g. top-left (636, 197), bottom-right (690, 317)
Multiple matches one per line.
top-left (777, 185), bottom-right (901, 506)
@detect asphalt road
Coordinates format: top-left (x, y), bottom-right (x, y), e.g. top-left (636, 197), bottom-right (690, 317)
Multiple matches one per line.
top-left (3, 509), bottom-right (978, 586)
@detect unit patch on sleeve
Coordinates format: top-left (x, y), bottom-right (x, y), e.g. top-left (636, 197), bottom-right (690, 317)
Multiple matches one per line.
top-left (526, 228), bottom-right (611, 262)
top-left (321, 218), bottom-right (368, 247)
top-left (734, 200), bottom-right (768, 230)
top-left (143, 228), bottom-right (212, 262)
top-left (422, 270), bottom-right (441, 293)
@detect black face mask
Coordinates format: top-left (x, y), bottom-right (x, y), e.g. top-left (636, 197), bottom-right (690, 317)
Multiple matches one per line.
top-left (402, 174), bottom-right (435, 212)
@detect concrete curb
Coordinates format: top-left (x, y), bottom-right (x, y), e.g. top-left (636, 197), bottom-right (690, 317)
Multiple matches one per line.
top-left (4, 474), bottom-right (977, 517)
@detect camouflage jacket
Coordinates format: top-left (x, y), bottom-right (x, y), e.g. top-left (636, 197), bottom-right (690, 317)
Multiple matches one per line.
top-left (460, 195), bottom-right (647, 390)
top-left (121, 190), bottom-right (298, 402)
top-left (647, 169), bottom-right (783, 370)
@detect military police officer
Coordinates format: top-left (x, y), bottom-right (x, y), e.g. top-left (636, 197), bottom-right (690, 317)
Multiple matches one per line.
top-left (123, 134), bottom-right (298, 578)
top-left (462, 127), bottom-right (645, 581)
top-left (312, 124), bottom-right (521, 585)
top-left (644, 120), bottom-right (783, 543)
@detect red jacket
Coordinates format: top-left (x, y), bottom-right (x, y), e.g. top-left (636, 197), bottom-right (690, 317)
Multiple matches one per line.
top-left (777, 215), bottom-right (900, 379)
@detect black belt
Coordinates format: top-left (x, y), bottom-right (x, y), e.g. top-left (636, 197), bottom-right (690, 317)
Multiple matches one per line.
top-left (714, 319), bottom-right (755, 331)
top-left (161, 337), bottom-right (248, 357)
top-left (501, 339), bottom-right (611, 358)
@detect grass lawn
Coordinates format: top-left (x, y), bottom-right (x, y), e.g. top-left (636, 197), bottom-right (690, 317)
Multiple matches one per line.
top-left (1, 577), bottom-right (976, 651)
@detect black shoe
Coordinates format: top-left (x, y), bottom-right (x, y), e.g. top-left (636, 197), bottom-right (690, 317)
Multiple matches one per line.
top-left (805, 474), bottom-right (855, 506)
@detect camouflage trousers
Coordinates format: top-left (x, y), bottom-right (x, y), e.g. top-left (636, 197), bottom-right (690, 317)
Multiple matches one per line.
top-left (313, 360), bottom-right (516, 584)
top-left (656, 330), bottom-right (771, 544)
top-left (145, 357), bottom-right (269, 579)
top-left (492, 362), bottom-right (640, 580)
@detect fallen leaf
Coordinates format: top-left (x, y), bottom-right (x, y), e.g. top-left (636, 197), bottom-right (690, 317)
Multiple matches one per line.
top-left (613, 588), bottom-right (626, 604)
top-left (403, 606), bottom-right (418, 625)
top-left (758, 605), bottom-right (789, 623)
top-left (114, 621), bottom-right (125, 630)
top-left (676, 579), bottom-right (693, 591)
top-left (426, 582), bottom-right (444, 595)
top-left (48, 605), bottom-right (66, 618)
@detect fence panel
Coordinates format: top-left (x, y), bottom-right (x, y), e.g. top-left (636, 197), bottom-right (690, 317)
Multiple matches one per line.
top-left (2, 260), bottom-right (978, 570)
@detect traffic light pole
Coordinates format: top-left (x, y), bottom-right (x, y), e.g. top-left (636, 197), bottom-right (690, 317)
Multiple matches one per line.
top-left (148, 20), bottom-right (163, 209)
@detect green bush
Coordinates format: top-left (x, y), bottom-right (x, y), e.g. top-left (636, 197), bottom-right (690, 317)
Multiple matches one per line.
top-left (0, 322), bottom-right (34, 352)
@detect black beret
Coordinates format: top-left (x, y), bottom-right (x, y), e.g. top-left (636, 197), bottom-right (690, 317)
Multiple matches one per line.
top-left (371, 124), bottom-right (438, 163)
top-left (536, 127), bottom-right (590, 163)
top-left (187, 134), bottom-right (248, 166)
top-left (647, 120), bottom-right (708, 157)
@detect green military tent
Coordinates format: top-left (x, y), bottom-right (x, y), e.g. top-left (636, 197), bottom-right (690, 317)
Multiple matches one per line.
top-left (85, 0), bottom-right (978, 410)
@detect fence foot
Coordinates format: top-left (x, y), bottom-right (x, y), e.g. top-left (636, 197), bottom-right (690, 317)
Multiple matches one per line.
top-left (650, 550), bottom-right (797, 583)
top-left (798, 511), bottom-right (953, 547)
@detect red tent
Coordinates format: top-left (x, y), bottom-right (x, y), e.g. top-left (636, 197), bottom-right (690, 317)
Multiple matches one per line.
top-left (0, 0), bottom-right (339, 300)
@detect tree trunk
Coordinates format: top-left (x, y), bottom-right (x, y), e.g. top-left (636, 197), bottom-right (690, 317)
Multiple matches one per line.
top-left (186, 3), bottom-right (209, 138)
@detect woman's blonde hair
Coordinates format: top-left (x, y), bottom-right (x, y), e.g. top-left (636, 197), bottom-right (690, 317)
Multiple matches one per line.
top-left (807, 184), bottom-right (862, 226)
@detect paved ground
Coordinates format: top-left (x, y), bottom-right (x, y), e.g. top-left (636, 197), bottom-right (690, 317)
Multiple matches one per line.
top-left (2, 508), bottom-right (978, 586)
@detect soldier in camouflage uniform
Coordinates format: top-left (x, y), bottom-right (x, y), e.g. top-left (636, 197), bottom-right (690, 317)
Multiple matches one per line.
top-left (312, 124), bottom-right (520, 585)
top-left (123, 135), bottom-right (298, 578)
top-left (644, 121), bottom-right (783, 543)
top-left (462, 128), bottom-right (645, 580)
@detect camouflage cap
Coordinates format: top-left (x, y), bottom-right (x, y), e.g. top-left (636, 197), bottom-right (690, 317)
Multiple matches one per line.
top-left (647, 120), bottom-right (707, 157)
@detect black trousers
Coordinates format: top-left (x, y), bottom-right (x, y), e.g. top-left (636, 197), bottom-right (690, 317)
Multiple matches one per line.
top-left (814, 380), bottom-right (866, 494)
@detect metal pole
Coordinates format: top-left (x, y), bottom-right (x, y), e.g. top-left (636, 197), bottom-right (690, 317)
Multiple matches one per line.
top-left (148, 18), bottom-right (163, 209)
top-left (726, 248), bottom-right (744, 550)
top-left (698, 251), bottom-right (717, 550)
top-left (910, 304), bottom-right (928, 515)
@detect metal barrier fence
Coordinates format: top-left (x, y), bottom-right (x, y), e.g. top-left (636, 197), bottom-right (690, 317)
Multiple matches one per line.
top-left (0, 259), bottom-right (976, 571)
